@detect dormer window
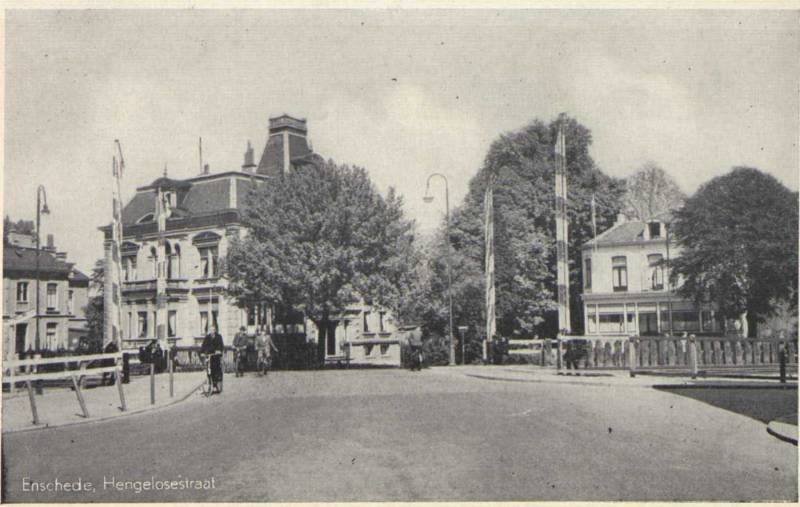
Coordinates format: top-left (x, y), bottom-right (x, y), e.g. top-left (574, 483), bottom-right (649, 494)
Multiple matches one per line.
top-left (648, 222), bottom-right (662, 239)
top-left (137, 213), bottom-right (155, 224)
top-left (164, 191), bottom-right (176, 208)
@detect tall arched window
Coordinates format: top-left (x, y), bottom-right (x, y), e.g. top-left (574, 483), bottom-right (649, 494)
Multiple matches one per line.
top-left (173, 244), bottom-right (181, 279)
top-left (165, 242), bottom-right (173, 279)
top-left (150, 246), bottom-right (158, 279)
top-left (193, 232), bottom-right (221, 279)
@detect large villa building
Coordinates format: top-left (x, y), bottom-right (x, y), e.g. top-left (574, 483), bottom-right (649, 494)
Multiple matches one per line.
top-left (103, 115), bottom-right (399, 365)
top-left (580, 213), bottom-right (722, 338)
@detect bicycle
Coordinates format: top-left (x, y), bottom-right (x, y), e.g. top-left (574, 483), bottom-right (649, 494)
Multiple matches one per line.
top-left (256, 351), bottom-right (269, 376)
top-left (234, 347), bottom-right (247, 378)
top-left (200, 351), bottom-right (223, 396)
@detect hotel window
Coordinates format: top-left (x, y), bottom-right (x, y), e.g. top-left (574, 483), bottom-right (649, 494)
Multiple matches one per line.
top-left (46, 323), bottom-right (57, 350)
top-left (379, 312), bottom-right (386, 333)
top-left (68, 290), bottom-right (74, 315)
top-left (199, 310), bottom-right (218, 335)
top-left (584, 258), bottom-right (592, 289)
top-left (363, 311), bottom-right (370, 333)
top-left (198, 246), bottom-right (219, 279)
top-left (648, 254), bottom-right (664, 291)
top-left (123, 255), bottom-right (138, 282)
top-left (168, 310), bottom-right (177, 337)
top-left (598, 311), bottom-right (625, 333)
top-left (138, 311), bottom-right (148, 338)
top-left (46, 283), bottom-right (58, 311)
top-left (128, 311), bottom-right (134, 340)
top-left (612, 256), bottom-right (627, 292)
top-left (16, 282), bottom-right (29, 303)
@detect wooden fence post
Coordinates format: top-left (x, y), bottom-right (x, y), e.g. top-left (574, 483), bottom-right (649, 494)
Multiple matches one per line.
top-left (71, 375), bottom-right (90, 418)
top-left (689, 335), bottom-right (698, 379)
top-left (26, 380), bottom-right (40, 426)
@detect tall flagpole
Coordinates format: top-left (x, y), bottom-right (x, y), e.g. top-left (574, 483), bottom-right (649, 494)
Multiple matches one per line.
top-left (554, 127), bottom-right (571, 335)
top-left (105, 145), bottom-right (126, 352)
top-left (484, 173), bottom-right (496, 363)
top-left (155, 186), bottom-right (169, 353)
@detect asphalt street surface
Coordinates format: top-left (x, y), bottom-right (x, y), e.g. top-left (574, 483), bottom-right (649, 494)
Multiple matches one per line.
top-left (2, 369), bottom-right (796, 502)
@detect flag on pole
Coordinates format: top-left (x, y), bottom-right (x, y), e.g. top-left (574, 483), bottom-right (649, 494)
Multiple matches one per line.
top-left (484, 174), bottom-right (496, 360)
top-left (154, 185), bottom-right (170, 349)
top-left (554, 127), bottom-right (571, 334)
top-left (591, 193), bottom-right (598, 252)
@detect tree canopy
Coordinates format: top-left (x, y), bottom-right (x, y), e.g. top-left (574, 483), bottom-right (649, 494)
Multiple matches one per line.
top-left (410, 114), bottom-right (625, 338)
top-left (225, 159), bottom-right (417, 361)
top-left (623, 162), bottom-right (686, 221)
top-left (671, 167), bottom-right (798, 329)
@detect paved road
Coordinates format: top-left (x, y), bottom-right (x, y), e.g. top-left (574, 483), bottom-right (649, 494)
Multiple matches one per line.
top-left (2, 369), bottom-right (796, 502)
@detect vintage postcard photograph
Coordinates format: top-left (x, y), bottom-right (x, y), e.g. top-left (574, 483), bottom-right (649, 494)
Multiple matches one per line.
top-left (1, 5), bottom-right (798, 504)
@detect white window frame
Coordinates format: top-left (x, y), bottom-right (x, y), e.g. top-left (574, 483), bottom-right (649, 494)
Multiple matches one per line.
top-left (46, 283), bottom-right (58, 311)
top-left (16, 281), bottom-right (29, 303)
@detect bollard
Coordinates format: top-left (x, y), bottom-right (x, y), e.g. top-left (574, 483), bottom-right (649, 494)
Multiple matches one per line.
top-left (689, 336), bottom-right (698, 379)
top-left (122, 353), bottom-right (131, 384)
top-left (169, 349), bottom-right (174, 398)
top-left (628, 338), bottom-right (637, 377)
top-left (150, 362), bottom-right (155, 405)
top-left (779, 343), bottom-right (787, 384)
top-left (542, 339), bottom-right (548, 367)
top-left (556, 336), bottom-right (563, 373)
top-left (116, 364), bottom-right (127, 412)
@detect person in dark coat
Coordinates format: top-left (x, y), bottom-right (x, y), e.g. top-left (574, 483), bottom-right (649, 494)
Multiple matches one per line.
top-left (201, 324), bottom-right (225, 392)
top-left (102, 340), bottom-right (119, 385)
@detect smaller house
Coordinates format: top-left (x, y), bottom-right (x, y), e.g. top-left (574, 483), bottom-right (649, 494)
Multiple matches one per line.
top-left (581, 213), bottom-right (720, 337)
top-left (3, 233), bottom-right (90, 355)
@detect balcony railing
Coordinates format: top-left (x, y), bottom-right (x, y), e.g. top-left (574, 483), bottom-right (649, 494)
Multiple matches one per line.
top-left (121, 278), bottom-right (189, 292)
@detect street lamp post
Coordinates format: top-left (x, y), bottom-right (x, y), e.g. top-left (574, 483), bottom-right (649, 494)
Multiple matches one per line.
top-left (35, 185), bottom-right (50, 351)
top-left (424, 173), bottom-right (455, 366)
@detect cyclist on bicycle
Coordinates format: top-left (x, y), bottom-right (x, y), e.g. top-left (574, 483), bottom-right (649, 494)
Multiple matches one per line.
top-left (233, 326), bottom-right (249, 377)
top-left (255, 329), bottom-right (278, 375)
top-left (200, 324), bottom-right (225, 393)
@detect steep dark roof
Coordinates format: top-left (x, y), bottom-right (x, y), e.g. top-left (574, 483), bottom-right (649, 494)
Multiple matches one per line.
top-left (3, 246), bottom-right (72, 276)
top-left (69, 268), bottom-right (90, 286)
top-left (121, 191), bottom-right (156, 225)
top-left (180, 179), bottom-right (230, 215)
top-left (256, 133), bottom-right (314, 177)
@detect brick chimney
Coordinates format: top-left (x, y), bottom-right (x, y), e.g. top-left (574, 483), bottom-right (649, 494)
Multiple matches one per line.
top-left (44, 234), bottom-right (56, 252)
top-left (242, 141), bottom-right (256, 172)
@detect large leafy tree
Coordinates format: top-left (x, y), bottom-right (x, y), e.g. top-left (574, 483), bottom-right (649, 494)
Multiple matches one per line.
top-left (421, 114), bottom-right (625, 338)
top-left (225, 159), bottom-right (417, 363)
top-left (623, 162), bottom-right (686, 220)
top-left (671, 167), bottom-right (798, 334)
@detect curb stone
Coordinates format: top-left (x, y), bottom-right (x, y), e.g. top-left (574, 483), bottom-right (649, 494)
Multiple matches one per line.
top-left (767, 421), bottom-right (798, 446)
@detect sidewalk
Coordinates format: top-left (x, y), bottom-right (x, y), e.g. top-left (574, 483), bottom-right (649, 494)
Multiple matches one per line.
top-left (1, 371), bottom-right (206, 433)
top-left (436, 364), bottom-right (798, 445)
top-left (436, 364), bottom-right (799, 389)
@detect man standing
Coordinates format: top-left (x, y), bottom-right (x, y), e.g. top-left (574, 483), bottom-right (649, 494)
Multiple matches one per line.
top-left (201, 324), bottom-right (225, 393)
top-left (233, 326), bottom-right (249, 377)
top-left (255, 330), bottom-right (278, 375)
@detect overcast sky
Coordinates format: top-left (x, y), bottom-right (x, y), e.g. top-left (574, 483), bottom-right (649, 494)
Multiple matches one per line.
top-left (5, 9), bottom-right (798, 273)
